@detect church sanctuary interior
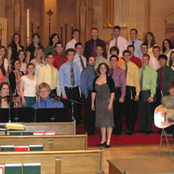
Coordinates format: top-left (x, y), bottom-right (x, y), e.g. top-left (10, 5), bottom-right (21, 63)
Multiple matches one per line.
top-left (0, 0), bottom-right (174, 174)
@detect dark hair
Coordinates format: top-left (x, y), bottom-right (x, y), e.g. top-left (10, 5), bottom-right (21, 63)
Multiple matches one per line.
top-left (127, 45), bottom-right (135, 50)
top-left (110, 55), bottom-right (119, 61)
top-left (97, 63), bottom-right (110, 75)
top-left (54, 42), bottom-right (63, 48)
top-left (96, 45), bottom-right (103, 50)
top-left (0, 55), bottom-right (6, 76)
top-left (0, 82), bottom-right (13, 108)
top-left (158, 54), bottom-right (168, 61)
top-left (142, 53), bottom-right (150, 60)
top-left (31, 33), bottom-right (41, 46)
top-left (65, 48), bottom-right (76, 56)
top-left (91, 28), bottom-right (98, 32)
top-left (141, 43), bottom-right (148, 48)
top-left (46, 52), bottom-right (54, 58)
top-left (27, 63), bottom-right (35, 69)
top-left (144, 31), bottom-right (156, 48)
top-left (113, 25), bottom-right (121, 31)
top-left (18, 50), bottom-right (26, 63)
top-left (123, 50), bottom-right (131, 56)
top-left (169, 51), bottom-right (174, 67)
top-left (37, 46), bottom-right (44, 52)
top-left (162, 39), bottom-right (173, 53)
top-left (0, 46), bottom-right (7, 58)
top-left (10, 33), bottom-right (21, 49)
top-left (49, 33), bottom-right (60, 46)
top-left (167, 81), bottom-right (174, 91)
top-left (110, 46), bottom-right (119, 55)
top-left (75, 42), bottom-right (83, 48)
top-left (12, 59), bottom-right (21, 71)
top-left (153, 45), bottom-right (160, 51)
top-left (87, 56), bottom-right (95, 62)
top-left (130, 28), bottom-right (138, 34)
top-left (72, 29), bottom-right (80, 36)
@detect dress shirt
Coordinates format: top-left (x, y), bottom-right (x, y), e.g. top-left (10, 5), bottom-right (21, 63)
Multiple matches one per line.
top-left (157, 65), bottom-right (174, 90)
top-left (121, 61), bottom-right (140, 96)
top-left (109, 36), bottom-right (127, 57)
top-left (53, 53), bottom-right (67, 70)
top-left (117, 57), bottom-right (125, 68)
top-left (32, 97), bottom-right (64, 109)
top-left (65, 39), bottom-right (77, 50)
top-left (110, 66), bottom-right (126, 98)
top-left (38, 64), bottom-right (60, 96)
top-left (84, 38), bottom-right (107, 59)
top-left (131, 56), bottom-right (142, 68)
top-left (80, 65), bottom-right (96, 97)
top-left (128, 39), bottom-right (143, 58)
top-left (59, 61), bottom-right (81, 95)
top-left (74, 53), bottom-right (87, 73)
top-left (94, 56), bottom-right (110, 70)
top-left (139, 65), bottom-right (157, 97)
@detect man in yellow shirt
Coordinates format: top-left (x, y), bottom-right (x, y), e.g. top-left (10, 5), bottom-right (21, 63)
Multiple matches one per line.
top-left (121, 50), bottom-right (140, 135)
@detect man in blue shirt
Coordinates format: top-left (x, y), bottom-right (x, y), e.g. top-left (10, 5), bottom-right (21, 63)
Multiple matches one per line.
top-left (81, 56), bottom-right (97, 135)
top-left (32, 83), bottom-right (64, 109)
top-left (59, 48), bottom-right (82, 123)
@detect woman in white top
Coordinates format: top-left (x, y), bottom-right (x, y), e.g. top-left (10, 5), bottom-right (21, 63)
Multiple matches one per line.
top-left (20, 63), bottom-right (37, 107)
top-left (0, 46), bottom-right (9, 73)
top-left (18, 50), bottom-right (27, 74)
top-left (30, 46), bottom-right (45, 77)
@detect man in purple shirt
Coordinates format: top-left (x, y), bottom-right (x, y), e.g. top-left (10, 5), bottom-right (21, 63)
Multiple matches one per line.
top-left (110, 55), bottom-right (126, 135)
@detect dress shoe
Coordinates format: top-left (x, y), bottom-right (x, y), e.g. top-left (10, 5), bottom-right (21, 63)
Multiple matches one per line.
top-left (105, 144), bottom-right (111, 148)
top-left (97, 141), bottom-right (106, 147)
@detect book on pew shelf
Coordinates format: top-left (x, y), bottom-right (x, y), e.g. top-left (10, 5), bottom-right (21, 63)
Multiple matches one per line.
top-left (0, 145), bottom-right (15, 151)
top-left (10, 131), bottom-right (22, 135)
top-left (15, 146), bottom-right (29, 151)
top-left (0, 165), bottom-right (4, 174)
top-left (33, 131), bottom-right (45, 135)
top-left (22, 132), bottom-right (33, 135)
top-left (29, 145), bottom-right (43, 151)
top-left (44, 131), bottom-right (56, 135)
top-left (5, 123), bottom-right (25, 130)
top-left (23, 163), bottom-right (41, 174)
top-left (5, 163), bottom-right (22, 174)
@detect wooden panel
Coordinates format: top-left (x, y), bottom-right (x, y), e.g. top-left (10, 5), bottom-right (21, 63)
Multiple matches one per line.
top-left (108, 160), bottom-right (122, 174)
top-left (0, 134), bottom-right (87, 150)
top-left (0, 150), bottom-right (102, 174)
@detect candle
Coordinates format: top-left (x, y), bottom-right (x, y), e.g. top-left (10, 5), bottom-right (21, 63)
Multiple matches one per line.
top-left (27, 9), bottom-right (30, 41)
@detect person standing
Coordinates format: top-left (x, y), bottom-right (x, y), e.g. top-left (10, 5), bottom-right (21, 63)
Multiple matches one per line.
top-left (74, 42), bottom-right (87, 73)
top-left (109, 26), bottom-right (127, 57)
top-left (138, 54), bottom-right (157, 134)
top-left (110, 55), bottom-right (126, 135)
top-left (59, 49), bottom-right (81, 123)
top-left (92, 63), bottom-right (115, 148)
top-left (81, 56), bottom-right (97, 135)
top-left (121, 50), bottom-right (140, 135)
top-left (84, 28), bottom-right (107, 59)
top-left (38, 53), bottom-right (60, 97)
top-left (128, 29), bottom-right (143, 58)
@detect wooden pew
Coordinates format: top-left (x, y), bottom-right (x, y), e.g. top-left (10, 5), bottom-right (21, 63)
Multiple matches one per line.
top-left (0, 150), bottom-right (103, 174)
top-left (0, 134), bottom-right (87, 150)
top-left (0, 122), bottom-right (76, 135)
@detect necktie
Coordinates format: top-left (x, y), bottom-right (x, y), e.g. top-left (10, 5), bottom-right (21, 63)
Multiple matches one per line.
top-left (79, 55), bottom-right (85, 70)
top-left (115, 38), bottom-right (118, 47)
top-left (50, 66), bottom-right (55, 89)
top-left (44, 101), bottom-right (47, 108)
top-left (125, 64), bottom-right (128, 79)
top-left (92, 40), bottom-right (97, 57)
top-left (159, 68), bottom-right (163, 90)
top-left (60, 55), bottom-right (63, 65)
top-left (70, 63), bottom-right (75, 86)
top-left (132, 40), bottom-right (135, 46)
top-left (140, 66), bottom-right (145, 90)
top-left (110, 68), bottom-right (114, 78)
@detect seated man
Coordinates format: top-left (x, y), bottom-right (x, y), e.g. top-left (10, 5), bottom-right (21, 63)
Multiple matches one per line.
top-left (32, 83), bottom-right (64, 109)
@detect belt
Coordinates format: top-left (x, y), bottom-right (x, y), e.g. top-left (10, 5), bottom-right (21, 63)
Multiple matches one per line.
top-left (65, 86), bottom-right (78, 90)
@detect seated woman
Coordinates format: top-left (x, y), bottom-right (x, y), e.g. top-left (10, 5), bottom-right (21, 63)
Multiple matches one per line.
top-left (32, 82), bottom-right (64, 109)
top-left (0, 82), bottom-right (13, 108)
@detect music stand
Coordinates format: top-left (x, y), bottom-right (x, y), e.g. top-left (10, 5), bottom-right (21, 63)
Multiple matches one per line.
top-left (36, 108), bottom-right (71, 122)
top-left (11, 108), bottom-right (35, 122)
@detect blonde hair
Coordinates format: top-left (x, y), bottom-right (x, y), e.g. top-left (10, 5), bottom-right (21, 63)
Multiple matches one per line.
top-left (38, 82), bottom-right (51, 92)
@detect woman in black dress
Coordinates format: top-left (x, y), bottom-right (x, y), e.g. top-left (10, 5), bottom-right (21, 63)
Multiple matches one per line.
top-left (91, 63), bottom-right (115, 148)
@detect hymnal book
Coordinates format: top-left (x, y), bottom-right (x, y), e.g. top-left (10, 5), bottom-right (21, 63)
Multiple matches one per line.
top-left (29, 145), bottom-right (43, 151)
top-left (33, 131), bottom-right (45, 135)
top-left (10, 131), bottom-right (22, 135)
top-left (0, 165), bottom-right (4, 174)
top-left (23, 163), bottom-right (41, 174)
top-left (5, 163), bottom-right (22, 174)
top-left (44, 131), bottom-right (56, 135)
top-left (5, 123), bottom-right (24, 130)
top-left (22, 132), bottom-right (33, 135)
top-left (15, 146), bottom-right (29, 151)
top-left (0, 145), bottom-right (15, 151)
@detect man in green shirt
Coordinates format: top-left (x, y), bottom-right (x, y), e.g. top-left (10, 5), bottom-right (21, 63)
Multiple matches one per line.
top-left (138, 54), bottom-right (157, 134)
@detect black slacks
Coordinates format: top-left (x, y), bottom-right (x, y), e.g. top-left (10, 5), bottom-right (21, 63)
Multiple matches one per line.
top-left (64, 87), bottom-right (81, 122)
top-left (84, 92), bottom-right (95, 134)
